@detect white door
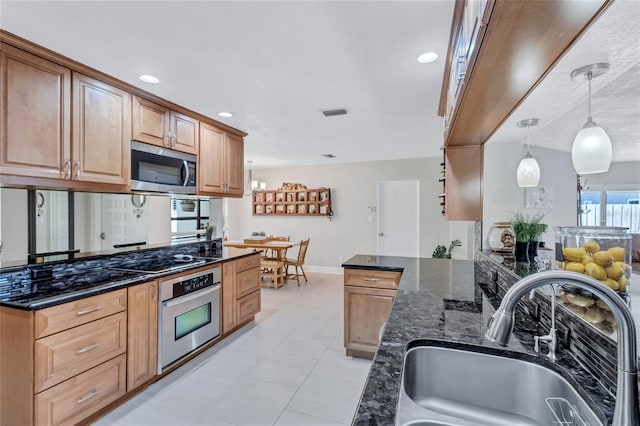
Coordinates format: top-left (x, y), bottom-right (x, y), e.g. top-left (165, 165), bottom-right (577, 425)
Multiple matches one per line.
top-left (377, 180), bottom-right (419, 257)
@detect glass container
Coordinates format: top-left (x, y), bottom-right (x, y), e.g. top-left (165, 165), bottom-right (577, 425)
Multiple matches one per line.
top-left (555, 226), bottom-right (632, 299)
top-left (488, 222), bottom-right (515, 253)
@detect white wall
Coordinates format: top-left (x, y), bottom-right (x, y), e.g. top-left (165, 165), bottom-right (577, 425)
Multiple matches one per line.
top-left (582, 161), bottom-right (640, 190)
top-left (227, 157), bottom-right (452, 271)
top-left (147, 196), bottom-right (171, 245)
top-left (483, 143), bottom-right (577, 248)
top-left (0, 188), bottom-right (28, 263)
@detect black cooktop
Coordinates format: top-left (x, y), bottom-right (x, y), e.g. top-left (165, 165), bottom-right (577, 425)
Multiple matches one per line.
top-left (2, 269), bottom-right (145, 307)
top-left (109, 257), bottom-right (207, 274)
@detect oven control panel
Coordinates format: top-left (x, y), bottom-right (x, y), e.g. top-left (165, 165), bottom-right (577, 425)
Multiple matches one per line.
top-left (160, 266), bottom-right (222, 302)
top-left (173, 273), bottom-right (213, 297)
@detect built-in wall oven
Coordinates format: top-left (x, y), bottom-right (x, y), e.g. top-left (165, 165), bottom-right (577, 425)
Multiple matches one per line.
top-left (158, 266), bottom-right (221, 372)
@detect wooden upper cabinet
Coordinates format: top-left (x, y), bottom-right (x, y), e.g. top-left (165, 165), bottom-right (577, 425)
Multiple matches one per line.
top-left (444, 145), bottom-right (483, 221)
top-left (72, 73), bottom-right (131, 185)
top-left (132, 96), bottom-right (170, 148)
top-left (199, 122), bottom-right (225, 194)
top-left (170, 111), bottom-right (199, 155)
top-left (225, 132), bottom-right (244, 196)
top-left (0, 44), bottom-right (71, 179)
top-left (198, 122), bottom-right (244, 197)
top-left (132, 96), bottom-right (199, 154)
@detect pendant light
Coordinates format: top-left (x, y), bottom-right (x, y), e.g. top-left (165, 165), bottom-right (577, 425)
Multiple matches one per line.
top-left (243, 160), bottom-right (257, 196)
top-left (516, 118), bottom-right (541, 187)
top-left (570, 63), bottom-right (612, 175)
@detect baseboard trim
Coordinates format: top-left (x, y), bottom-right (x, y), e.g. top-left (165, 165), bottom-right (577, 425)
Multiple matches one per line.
top-left (304, 265), bottom-right (343, 275)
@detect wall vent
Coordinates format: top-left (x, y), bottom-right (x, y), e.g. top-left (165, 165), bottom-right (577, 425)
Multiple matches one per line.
top-left (321, 108), bottom-right (347, 117)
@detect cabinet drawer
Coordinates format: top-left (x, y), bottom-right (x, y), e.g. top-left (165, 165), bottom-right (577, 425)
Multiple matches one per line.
top-left (344, 269), bottom-right (401, 290)
top-left (35, 312), bottom-right (127, 393)
top-left (236, 267), bottom-right (260, 299)
top-left (35, 289), bottom-right (127, 339)
top-left (34, 354), bottom-right (126, 426)
top-left (236, 290), bottom-right (260, 324)
top-left (236, 254), bottom-right (261, 273)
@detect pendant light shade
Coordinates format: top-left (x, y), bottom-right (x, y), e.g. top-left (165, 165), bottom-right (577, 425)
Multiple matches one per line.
top-left (516, 118), bottom-right (541, 187)
top-left (517, 154), bottom-right (541, 187)
top-left (570, 63), bottom-right (612, 175)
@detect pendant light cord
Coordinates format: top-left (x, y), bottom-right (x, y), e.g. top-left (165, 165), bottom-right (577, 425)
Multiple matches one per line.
top-left (526, 124), bottom-right (531, 154)
top-left (587, 71), bottom-right (592, 118)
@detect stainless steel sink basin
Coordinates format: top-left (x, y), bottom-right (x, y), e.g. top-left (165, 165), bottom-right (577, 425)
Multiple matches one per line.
top-left (396, 342), bottom-right (605, 426)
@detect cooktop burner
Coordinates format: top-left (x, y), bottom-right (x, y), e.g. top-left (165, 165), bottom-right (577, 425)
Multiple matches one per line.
top-left (109, 257), bottom-right (207, 274)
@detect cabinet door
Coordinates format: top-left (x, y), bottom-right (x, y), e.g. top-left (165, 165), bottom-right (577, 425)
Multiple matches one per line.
top-left (132, 96), bottom-right (169, 148)
top-left (72, 73), bottom-right (131, 185)
top-left (198, 122), bottom-right (225, 194)
top-left (344, 286), bottom-right (395, 359)
top-left (170, 111), bottom-right (199, 155)
top-left (224, 132), bottom-right (244, 196)
top-left (236, 290), bottom-right (260, 325)
top-left (221, 261), bottom-right (236, 334)
top-left (0, 44), bottom-right (71, 179)
top-left (127, 281), bottom-right (158, 392)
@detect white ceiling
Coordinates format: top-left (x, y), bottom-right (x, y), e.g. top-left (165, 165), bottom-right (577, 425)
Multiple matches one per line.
top-left (1, 0), bottom-right (638, 169)
top-left (487, 0), bottom-right (640, 163)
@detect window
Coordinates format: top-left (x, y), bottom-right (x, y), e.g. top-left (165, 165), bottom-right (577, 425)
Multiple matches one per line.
top-left (171, 197), bottom-right (210, 241)
top-left (580, 191), bottom-right (640, 233)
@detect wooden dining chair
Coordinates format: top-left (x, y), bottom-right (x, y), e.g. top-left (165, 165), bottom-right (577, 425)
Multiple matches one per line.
top-left (284, 238), bottom-right (310, 286)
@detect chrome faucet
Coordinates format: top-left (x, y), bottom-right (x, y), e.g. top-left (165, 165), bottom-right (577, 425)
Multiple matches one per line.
top-left (531, 284), bottom-right (557, 361)
top-left (486, 271), bottom-right (639, 426)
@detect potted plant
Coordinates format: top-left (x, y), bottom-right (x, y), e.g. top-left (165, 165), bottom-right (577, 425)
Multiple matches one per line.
top-left (432, 240), bottom-right (462, 259)
top-left (511, 212), bottom-right (547, 262)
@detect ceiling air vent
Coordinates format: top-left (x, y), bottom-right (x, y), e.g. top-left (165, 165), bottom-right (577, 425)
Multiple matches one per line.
top-left (322, 154), bottom-right (336, 159)
top-left (321, 108), bottom-right (347, 117)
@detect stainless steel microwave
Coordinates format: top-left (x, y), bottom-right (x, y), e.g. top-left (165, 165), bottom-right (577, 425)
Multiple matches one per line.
top-left (131, 141), bottom-right (197, 194)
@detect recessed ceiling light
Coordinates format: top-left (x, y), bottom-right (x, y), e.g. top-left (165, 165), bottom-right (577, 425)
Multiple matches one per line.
top-left (417, 52), bottom-right (439, 64)
top-left (139, 74), bottom-right (160, 84)
top-left (218, 112), bottom-right (233, 118)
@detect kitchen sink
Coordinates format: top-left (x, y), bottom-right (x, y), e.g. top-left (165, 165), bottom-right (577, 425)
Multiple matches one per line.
top-left (396, 341), bottom-right (605, 426)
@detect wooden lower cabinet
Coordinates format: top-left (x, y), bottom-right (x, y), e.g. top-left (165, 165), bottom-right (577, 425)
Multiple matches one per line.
top-left (221, 253), bottom-right (261, 334)
top-left (34, 312), bottom-right (127, 393)
top-left (127, 281), bottom-right (158, 392)
top-left (34, 354), bottom-right (126, 426)
top-left (343, 268), bottom-right (401, 359)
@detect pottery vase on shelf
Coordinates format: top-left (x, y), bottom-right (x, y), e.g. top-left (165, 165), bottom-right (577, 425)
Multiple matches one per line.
top-left (488, 222), bottom-right (516, 253)
top-left (515, 241), bottom-right (529, 262)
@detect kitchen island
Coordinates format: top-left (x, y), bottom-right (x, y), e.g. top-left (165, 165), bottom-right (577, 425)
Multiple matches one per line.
top-left (343, 255), bottom-right (615, 425)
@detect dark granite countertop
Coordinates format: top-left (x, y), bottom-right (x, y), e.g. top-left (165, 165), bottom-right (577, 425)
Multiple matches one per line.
top-left (343, 255), bottom-right (614, 426)
top-left (0, 252), bottom-right (257, 310)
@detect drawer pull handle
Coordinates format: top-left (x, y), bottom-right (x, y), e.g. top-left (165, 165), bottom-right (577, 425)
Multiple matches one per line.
top-left (364, 278), bottom-right (379, 282)
top-left (76, 306), bottom-right (100, 316)
top-left (77, 390), bottom-right (99, 404)
top-left (77, 343), bottom-right (100, 354)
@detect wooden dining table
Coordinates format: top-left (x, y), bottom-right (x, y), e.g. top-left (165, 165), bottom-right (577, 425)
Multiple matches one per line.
top-left (223, 240), bottom-right (296, 261)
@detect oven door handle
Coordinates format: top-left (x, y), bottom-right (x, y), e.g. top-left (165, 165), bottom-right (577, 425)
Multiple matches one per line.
top-left (162, 284), bottom-right (220, 308)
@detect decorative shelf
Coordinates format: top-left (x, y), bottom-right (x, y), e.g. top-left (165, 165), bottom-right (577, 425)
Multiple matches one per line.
top-left (252, 188), bottom-right (332, 216)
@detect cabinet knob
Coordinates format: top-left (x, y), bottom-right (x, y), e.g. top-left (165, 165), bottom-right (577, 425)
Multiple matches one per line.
top-left (378, 233), bottom-right (384, 237)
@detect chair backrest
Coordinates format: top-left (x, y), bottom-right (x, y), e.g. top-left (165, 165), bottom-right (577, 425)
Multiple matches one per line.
top-left (296, 238), bottom-right (310, 265)
top-left (272, 236), bottom-right (290, 242)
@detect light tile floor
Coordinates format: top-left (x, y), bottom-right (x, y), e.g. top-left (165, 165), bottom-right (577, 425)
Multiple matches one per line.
top-left (94, 273), bottom-right (371, 426)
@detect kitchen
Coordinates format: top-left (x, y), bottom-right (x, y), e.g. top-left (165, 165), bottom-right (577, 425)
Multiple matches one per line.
top-left (1, 0), bottom-right (640, 425)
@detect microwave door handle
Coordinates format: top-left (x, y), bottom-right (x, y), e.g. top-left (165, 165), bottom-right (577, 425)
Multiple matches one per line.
top-left (181, 160), bottom-right (189, 186)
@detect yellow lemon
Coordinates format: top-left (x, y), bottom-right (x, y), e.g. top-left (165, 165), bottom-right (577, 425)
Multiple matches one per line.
top-left (583, 240), bottom-right (600, 254)
top-left (593, 251), bottom-right (614, 267)
top-left (563, 247), bottom-right (587, 262)
top-left (605, 264), bottom-right (623, 280)
top-left (600, 278), bottom-right (619, 291)
top-left (581, 256), bottom-right (595, 265)
top-left (565, 262), bottom-right (585, 274)
top-left (618, 276), bottom-right (629, 292)
top-left (585, 263), bottom-right (607, 280)
top-left (607, 247), bottom-right (626, 262)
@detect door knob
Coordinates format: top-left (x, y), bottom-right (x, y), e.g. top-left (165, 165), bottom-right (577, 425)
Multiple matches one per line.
top-left (378, 233), bottom-right (384, 237)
